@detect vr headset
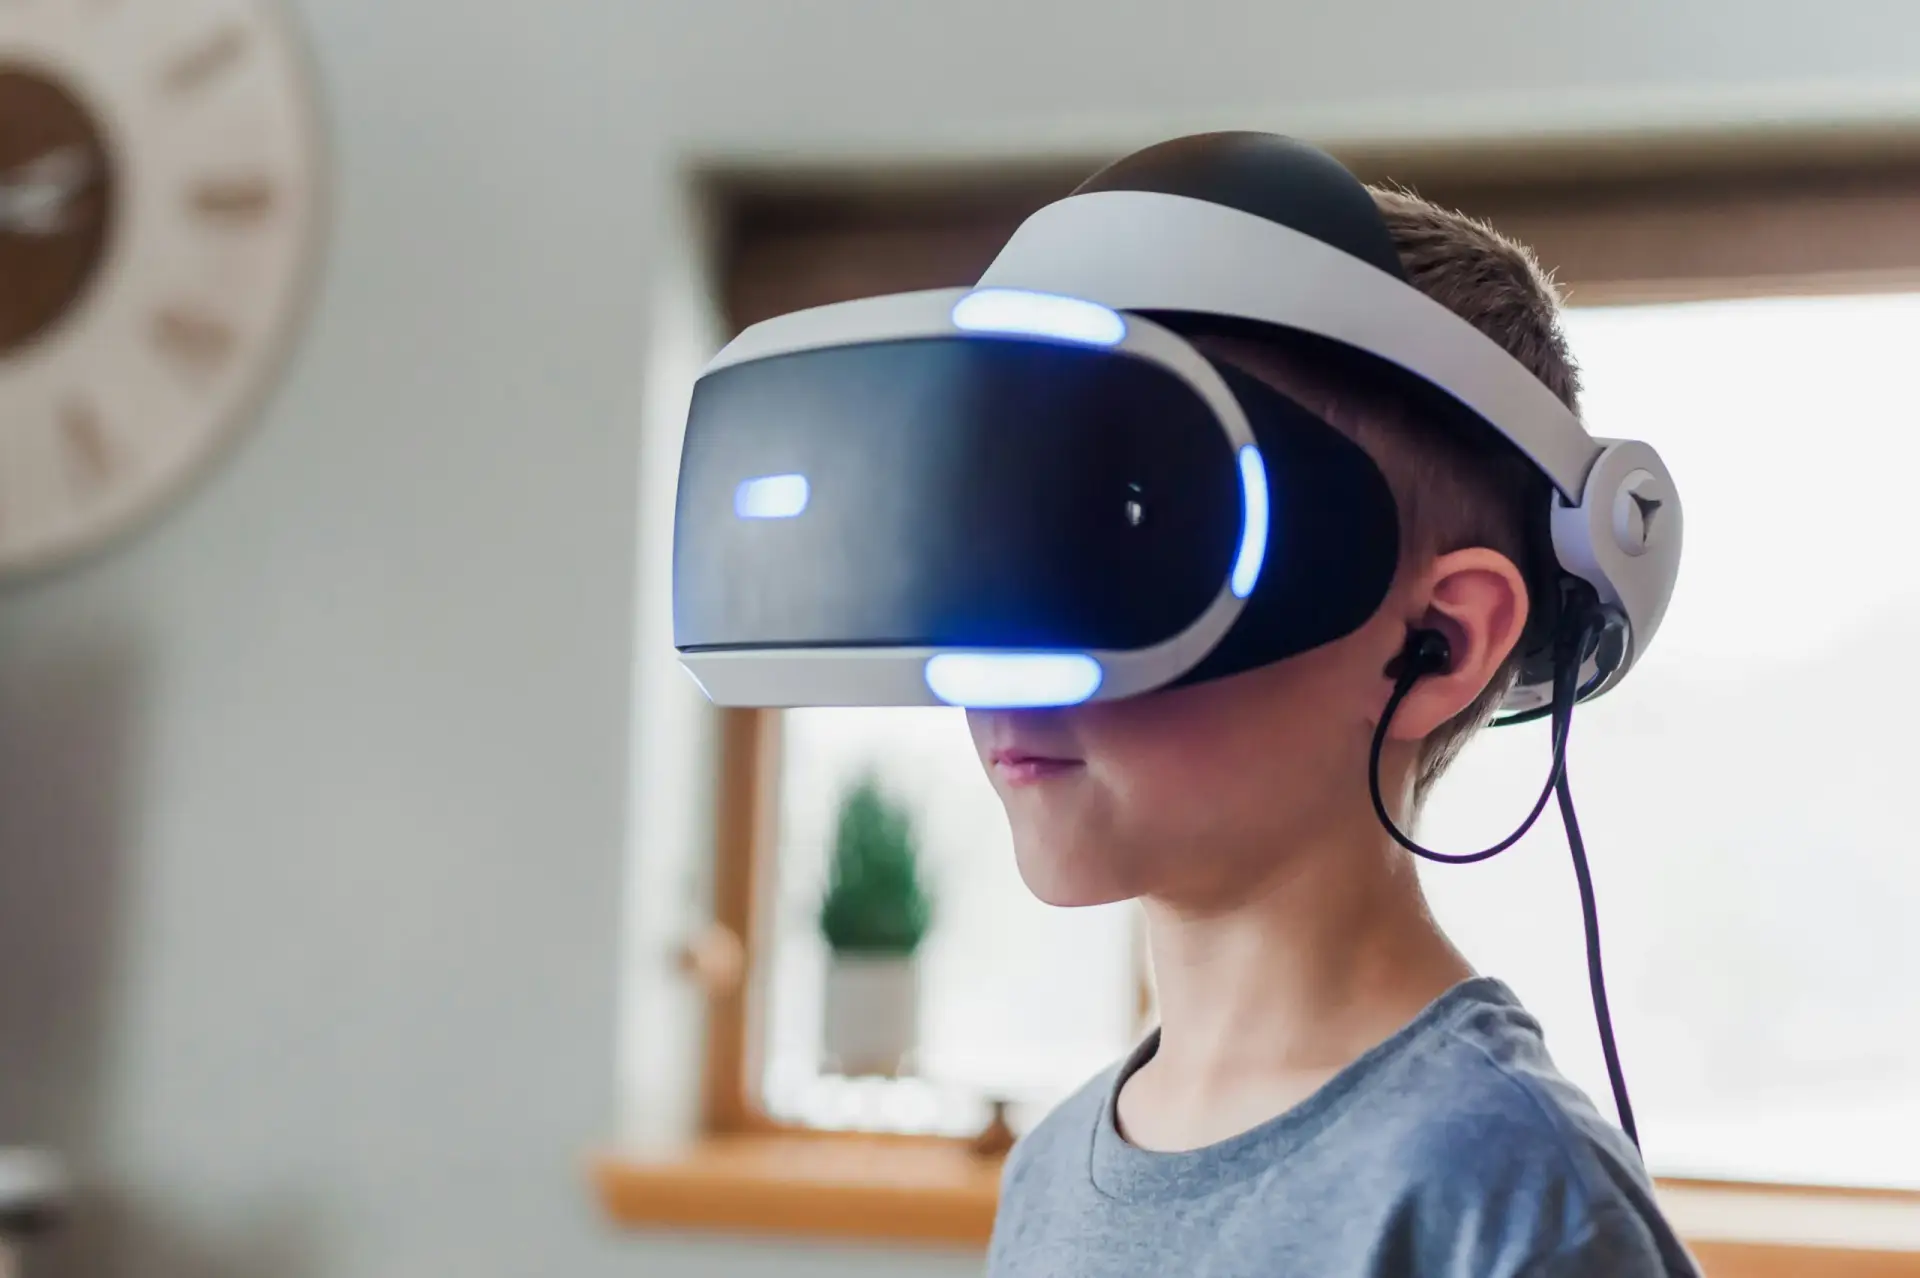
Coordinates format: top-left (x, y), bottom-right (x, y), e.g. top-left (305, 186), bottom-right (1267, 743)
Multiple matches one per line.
top-left (671, 131), bottom-right (1682, 720)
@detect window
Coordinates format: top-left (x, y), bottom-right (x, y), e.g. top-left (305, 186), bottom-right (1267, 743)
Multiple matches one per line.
top-left (759, 709), bottom-right (1138, 1137)
top-left (1422, 290), bottom-right (1920, 1192)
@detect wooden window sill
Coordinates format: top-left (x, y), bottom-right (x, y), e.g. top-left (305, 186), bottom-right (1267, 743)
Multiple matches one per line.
top-left (595, 1135), bottom-right (1920, 1274)
top-left (594, 1133), bottom-right (1001, 1248)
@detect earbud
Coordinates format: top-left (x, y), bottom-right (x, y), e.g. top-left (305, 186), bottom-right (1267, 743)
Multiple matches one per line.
top-left (1389, 628), bottom-right (1452, 683)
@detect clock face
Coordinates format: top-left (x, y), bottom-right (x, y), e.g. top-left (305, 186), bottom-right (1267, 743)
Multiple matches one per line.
top-left (0, 0), bottom-right (324, 577)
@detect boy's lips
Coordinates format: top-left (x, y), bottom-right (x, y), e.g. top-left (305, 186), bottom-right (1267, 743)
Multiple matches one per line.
top-left (988, 747), bottom-right (1085, 787)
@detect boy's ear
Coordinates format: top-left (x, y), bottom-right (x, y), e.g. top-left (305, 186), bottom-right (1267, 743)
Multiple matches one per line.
top-left (1381, 548), bottom-right (1531, 741)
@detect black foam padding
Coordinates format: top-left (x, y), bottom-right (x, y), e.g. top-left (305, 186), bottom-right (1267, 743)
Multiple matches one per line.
top-left (1073, 132), bottom-right (1409, 283)
top-left (1172, 360), bottom-right (1402, 687)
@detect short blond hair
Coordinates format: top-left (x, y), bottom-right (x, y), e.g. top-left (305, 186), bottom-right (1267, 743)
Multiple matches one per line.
top-left (1202, 186), bottom-right (1580, 799)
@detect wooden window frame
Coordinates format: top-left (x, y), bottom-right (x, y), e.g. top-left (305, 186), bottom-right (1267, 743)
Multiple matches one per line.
top-left (598, 132), bottom-right (1920, 1272)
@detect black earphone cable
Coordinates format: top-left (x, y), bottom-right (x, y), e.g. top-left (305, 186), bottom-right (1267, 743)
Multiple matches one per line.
top-left (1366, 637), bottom-right (1576, 867)
top-left (1367, 613), bottom-right (1640, 1148)
top-left (1557, 764), bottom-right (1638, 1146)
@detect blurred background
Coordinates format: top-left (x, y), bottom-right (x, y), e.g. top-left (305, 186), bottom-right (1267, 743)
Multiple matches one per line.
top-left (3, 0), bottom-right (1920, 1275)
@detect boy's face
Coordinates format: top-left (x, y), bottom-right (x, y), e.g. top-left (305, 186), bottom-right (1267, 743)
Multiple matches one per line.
top-left (966, 340), bottom-right (1531, 911)
top-left (967, 594), bottom-right (1413, 911)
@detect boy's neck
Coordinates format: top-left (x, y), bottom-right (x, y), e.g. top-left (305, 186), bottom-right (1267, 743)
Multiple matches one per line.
top-left (1125, 810), bottom-right (1472, 1150)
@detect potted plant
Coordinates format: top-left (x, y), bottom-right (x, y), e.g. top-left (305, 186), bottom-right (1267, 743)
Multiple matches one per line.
top-left (818, 775), bottom-right (933, 1078)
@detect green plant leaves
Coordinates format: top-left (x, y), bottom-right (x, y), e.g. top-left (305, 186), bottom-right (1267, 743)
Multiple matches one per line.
top-left (819, 775), bottom-right (933, 955)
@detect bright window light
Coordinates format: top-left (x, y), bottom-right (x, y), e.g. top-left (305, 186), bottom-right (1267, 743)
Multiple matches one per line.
top-left (1422, 291), bottom-right (1920, 1192)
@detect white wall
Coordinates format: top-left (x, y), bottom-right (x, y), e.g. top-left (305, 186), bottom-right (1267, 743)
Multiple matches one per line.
top-left (632, 0), bottom-right (1920, 158)
top-left (0, 1), bottom-right (1915, 1275)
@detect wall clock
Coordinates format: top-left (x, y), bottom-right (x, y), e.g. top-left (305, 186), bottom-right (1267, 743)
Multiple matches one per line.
top-left (0, 0), bottom-right (325, 577)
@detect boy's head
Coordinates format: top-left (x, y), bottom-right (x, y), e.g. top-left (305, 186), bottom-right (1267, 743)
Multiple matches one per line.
top-left (969, 186), bottom-right (1582, 911)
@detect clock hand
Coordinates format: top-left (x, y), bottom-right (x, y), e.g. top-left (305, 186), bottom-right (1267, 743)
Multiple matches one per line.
top-left (0, 146), bottom-right (99, 235)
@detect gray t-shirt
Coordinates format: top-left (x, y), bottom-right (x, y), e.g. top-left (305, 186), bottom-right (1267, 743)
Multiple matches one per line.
top-left (988, 977), bottom-right (1700, 1277)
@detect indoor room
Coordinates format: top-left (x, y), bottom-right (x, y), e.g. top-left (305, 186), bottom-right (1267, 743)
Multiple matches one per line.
top-left (1, 1), bottom-right (1916, 1275)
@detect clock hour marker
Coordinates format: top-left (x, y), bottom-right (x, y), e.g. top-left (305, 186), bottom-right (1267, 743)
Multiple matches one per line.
top-left (153, 307), bottom-right (236, 374)
top-left (190, 175), bottom-right (276, 222)
top-left (60, 397), bottom-right (113, 488)
top-left (161, 25), bottom-right (249, 96)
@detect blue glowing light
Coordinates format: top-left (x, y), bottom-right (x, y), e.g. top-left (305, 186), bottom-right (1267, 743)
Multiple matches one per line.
top-left (1231, 445), bottom-right (1269, 599)
top-left (950, 289), bottom-right (1127, 348)
top-left (734, 473), bottom-right (810, 520)
top-left (924, 652), bottom-right (1105, 709)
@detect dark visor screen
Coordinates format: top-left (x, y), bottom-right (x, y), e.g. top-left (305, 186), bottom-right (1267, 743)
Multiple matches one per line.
top-left (673, 336), bottom-right (1241, 652)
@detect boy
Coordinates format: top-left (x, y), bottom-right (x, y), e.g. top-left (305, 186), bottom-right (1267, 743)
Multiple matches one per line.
top-left (974, 187), bottom-right (1701, 1276)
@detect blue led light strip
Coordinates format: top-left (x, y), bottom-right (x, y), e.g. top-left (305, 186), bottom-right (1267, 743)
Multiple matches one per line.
top-left (734, 473), bottom-right (810, 520)
top-left (924, 652), bottom-right (1105, 709)
top-left (1231, 445), bottom-right (1269, 599)
top-left (950, 289), bottom-right (1127, 348)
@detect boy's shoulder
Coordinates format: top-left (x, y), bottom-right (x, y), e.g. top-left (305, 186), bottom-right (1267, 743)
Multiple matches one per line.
top-left (993, 979), bottom-right (1698, 1277)
top-left (1369, 987), bottom-right (1676, 1265)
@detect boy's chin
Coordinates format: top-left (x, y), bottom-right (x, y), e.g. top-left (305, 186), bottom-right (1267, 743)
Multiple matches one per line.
top-left (1010, 835), bottom-right (1139, 908)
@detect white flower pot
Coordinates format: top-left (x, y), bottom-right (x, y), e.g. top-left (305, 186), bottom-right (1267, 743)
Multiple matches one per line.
top-left (821, 953), bottom-right (921, 1078)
